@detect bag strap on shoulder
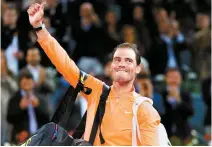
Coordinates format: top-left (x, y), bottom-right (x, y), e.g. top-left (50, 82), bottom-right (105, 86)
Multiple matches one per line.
top-left (51, 70), bottom-right (91, 130)
top-left (51, 69), bottom-right (110, 145)
top-left (89, 83), bottom-right (110, 144)
top-left (73, 83), bottom-right (111, 145)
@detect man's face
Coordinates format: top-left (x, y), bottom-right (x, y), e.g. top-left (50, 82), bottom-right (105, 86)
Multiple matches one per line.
top-left (156, 9), bottom-right (168, 23)
top-left (3, 8), bottom-right (18, 26)
top-left (110, 48), bottom-right (140, 84)
top-left (26, 49), bottom-right (41, 66)
top-left (80, 3), bottom-right (93, 18)
top-left (166, 70), bottom-right (182, 86)
top-left (133, 6), bottom-right (143, 21)
top-left (20, 78), bottom-right (34, 91)
top-left (196, 14), bottom-right (210, 29)
top-left (123, 27), bottom-right (135, 43)
top-left (105, 11), bottom-right (116, 25)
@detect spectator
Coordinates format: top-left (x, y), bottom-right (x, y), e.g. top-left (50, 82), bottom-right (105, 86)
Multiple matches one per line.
top-left (132, 5), bottom-right (152, 54)
top-left (71, 2), bottom-right (105, 64)
top-left (120, 25), bottom-right (145, 56)
top-left (191, 14), bottom-right (211, 140)
top-left (104, 10), bottom-right (120, 41)
top-left (42, 0), bottom-right (69, 49)
top-left (21, 47), bottom-right (55, 92)
top-left (17, 0), bottom-right (40, 53)
top-left (1, 0), bottom-right (8, 14)
top-left (103, 10), bottom-right (120, 54)
top-left (191, 12), bottom-right (211, 81)
top-left (2, 5), bottom-right (25, 75)
top-left (75, 3), bottom-right (106, 76)
top-left (1, 49), bottom-right (18, 145)
top-left (163, 20), bottom-right (188, 69)
top-left (161, 68), bottom-right (194, 145)
top-left (155, 8), bottom-right (169, 24)
top-left (142, 1), bottom-right (190, 77)
top-left (7, 70), bottom-right (50, 144)
top-left (43, 13), bottom-right (56, 36)
top-left (20, 47), bottom-right (56, 115)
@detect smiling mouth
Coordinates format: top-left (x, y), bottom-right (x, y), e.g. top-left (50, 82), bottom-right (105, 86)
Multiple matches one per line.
top-left (116, 70), bottom-right (128, 73)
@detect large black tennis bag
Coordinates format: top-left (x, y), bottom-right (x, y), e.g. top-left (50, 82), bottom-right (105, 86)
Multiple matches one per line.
top-left (21, 71), bottom-right (110, 146)
top-left (21, 122), bottom-right (91, 146)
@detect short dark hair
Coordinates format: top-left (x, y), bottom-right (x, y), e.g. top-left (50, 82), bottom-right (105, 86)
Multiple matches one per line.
top-left (112, 43), bottom-right (141, 65)
top-left (26, 47), bottom-right (40, 56)
top-left (165, 67), bottom-right (180, 74)
top-left (19, 69), bottom-right (33, 83)
top-left (27, 47), bottom-right (39, 52)
top-left (5, 3), bottom-right (19, 14)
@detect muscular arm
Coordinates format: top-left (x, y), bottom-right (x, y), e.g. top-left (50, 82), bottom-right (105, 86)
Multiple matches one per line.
top-left (36, 29), bottom-right (80, 88)
top-left (138, 102), bottom-right (161, 146)
top-left (36, 28), bottom-right (104, 103)
top-left (28, 3), bottom-right (103, 107)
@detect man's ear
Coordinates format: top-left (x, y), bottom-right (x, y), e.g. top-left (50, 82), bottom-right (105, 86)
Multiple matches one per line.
top-left (109, 65), bottom-right (113, 73)
top-left (136, 64), bottom-right (143, 74)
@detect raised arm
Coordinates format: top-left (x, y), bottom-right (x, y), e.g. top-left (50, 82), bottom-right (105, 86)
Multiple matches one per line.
top-left (27, 3), bottom-right (79, 87)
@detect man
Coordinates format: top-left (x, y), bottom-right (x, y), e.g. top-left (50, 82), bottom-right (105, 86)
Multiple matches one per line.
top-left (1, 49), bottom-right (18, 145)
top-left (27, 3), bottom-right (160, 145)
top-left (2, 6), bottom-right (25, 76)
top-left (20, 47), bottom-right (55, 92)
top-left (7, 70), bottom-right (50, 144)
top-left (161, 68), bottom-right (193, 145)
top-left (144, 0), bottom-right (188, 77)
top-left (20, 47), bottom-right (56, 115)
top-left (192, 14), bottom-right (211, 137)
top-left (132, 5), bottom-right (152, 54)
top-left (71, 2), bottom-right (105, 64)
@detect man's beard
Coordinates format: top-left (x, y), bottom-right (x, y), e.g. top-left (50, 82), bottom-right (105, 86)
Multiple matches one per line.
top-left (113, 75), bottom-right (132, 85)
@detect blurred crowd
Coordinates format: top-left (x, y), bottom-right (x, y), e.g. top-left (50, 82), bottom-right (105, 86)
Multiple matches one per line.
top-left (1, 0), bottom-right (211, 146)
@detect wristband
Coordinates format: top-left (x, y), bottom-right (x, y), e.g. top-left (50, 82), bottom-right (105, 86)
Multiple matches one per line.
top-left (33, 23), bottom-right (45, 32)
